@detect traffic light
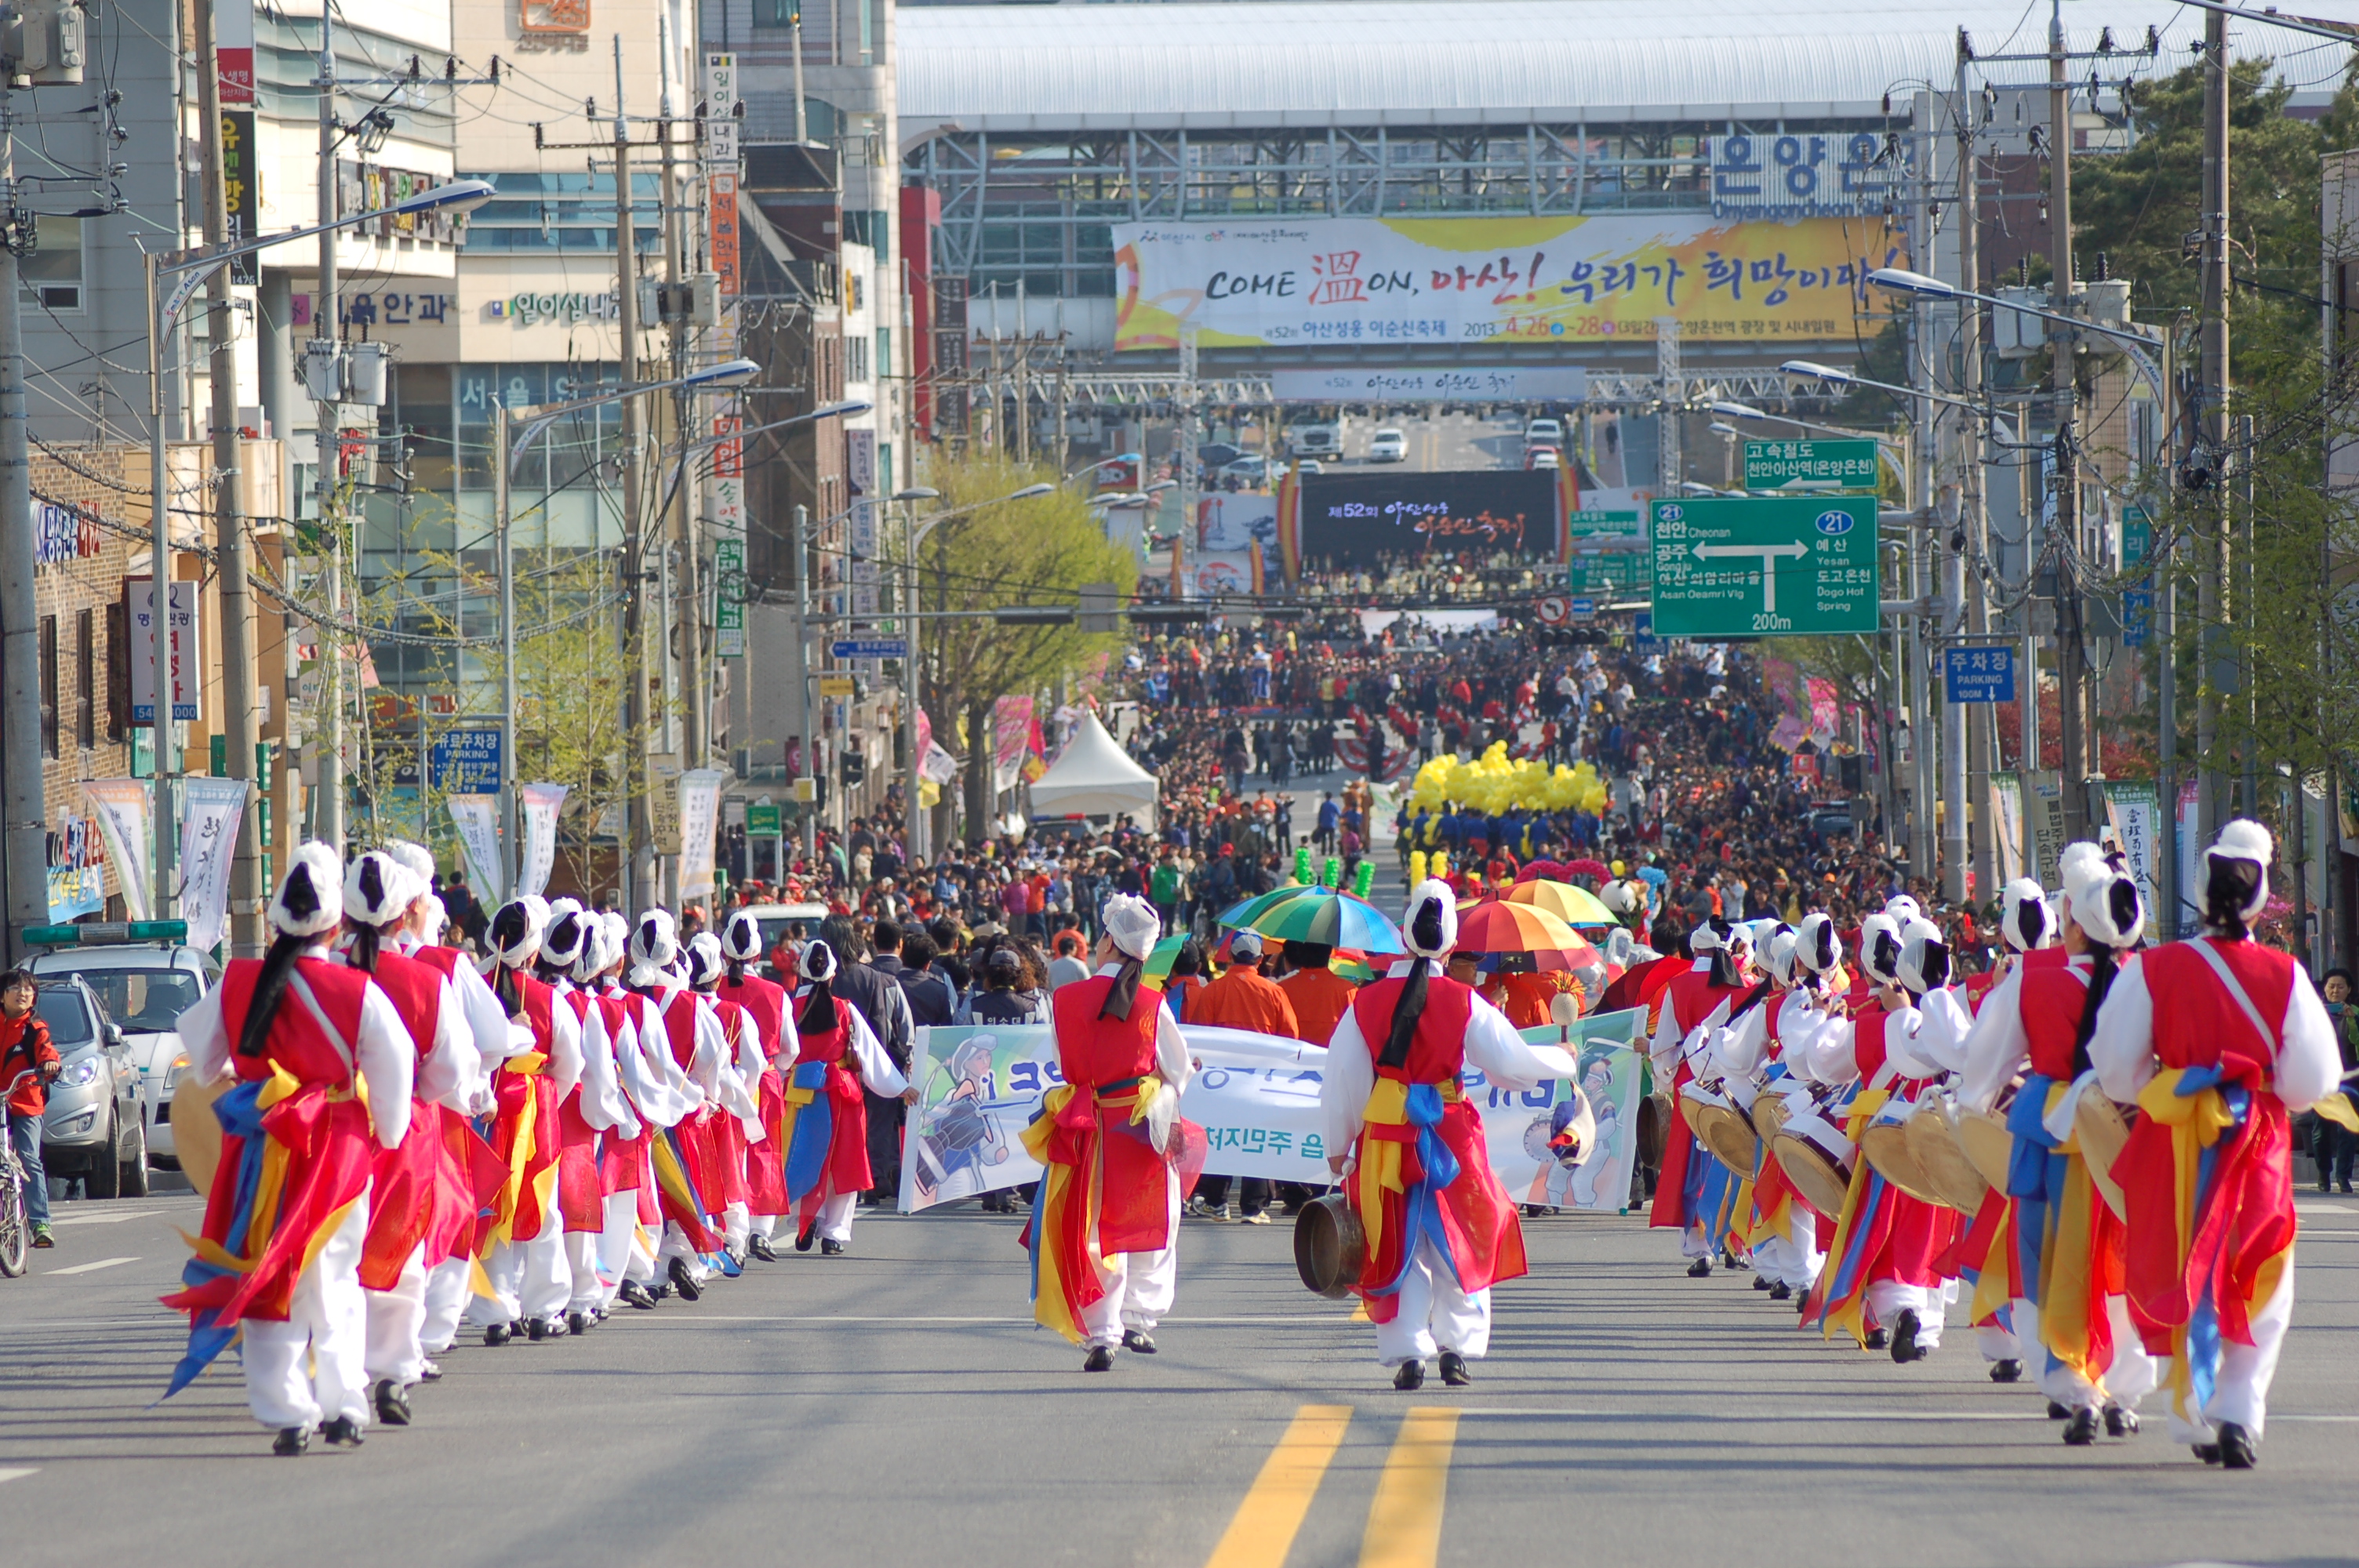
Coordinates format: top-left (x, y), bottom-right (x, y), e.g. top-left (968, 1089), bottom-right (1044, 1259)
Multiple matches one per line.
top-left (841, 752), bottom-right (867, 787)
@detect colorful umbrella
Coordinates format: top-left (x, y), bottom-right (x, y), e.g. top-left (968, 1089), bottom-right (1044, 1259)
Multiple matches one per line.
top-left (1241, 889), bottom-right (1405, 953)
top-left (1505, 879), bottom-right (1617, 928)
top-left (1143, 933), bottom-right (1190, 981)
top-left (1216, 884), bottom-right (1329, 929)
top-left (1452, 898), bottom-right (1598, 973)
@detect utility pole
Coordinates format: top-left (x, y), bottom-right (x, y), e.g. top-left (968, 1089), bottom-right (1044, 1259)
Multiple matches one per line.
top-left (0, 78), bottom-right (40, 958)
top-left (2048, 0), bottom-right (2088, 844)
top-left (794, 503), bottom-right (816, 859)
top-left (612, 40), bottom-right (654, 907)
top-left (660, 35), bottom-right (706, 780)
top-left (311, 10), bottom-right (346, 851)
top-left (197, 0), bottom-right (262, 952)
top-left (1957, 50), bottom-right (1997, 902)
top-left (2195, 4), bottom-right (2230, 850)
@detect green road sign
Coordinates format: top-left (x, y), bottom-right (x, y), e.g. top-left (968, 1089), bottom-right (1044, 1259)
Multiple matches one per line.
top-left (745, 803), bottom-right (782, 836)
top-left (1647, 495), bottom-right (1879, 637)
top-left (1743, 438), bottom-right (1880, 491)
top-left (1565, 507), bottom-right (1647, 598)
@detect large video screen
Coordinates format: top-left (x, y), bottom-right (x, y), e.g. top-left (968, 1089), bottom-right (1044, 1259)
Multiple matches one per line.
top-left (1296, 470), bottom-right (1557, 567)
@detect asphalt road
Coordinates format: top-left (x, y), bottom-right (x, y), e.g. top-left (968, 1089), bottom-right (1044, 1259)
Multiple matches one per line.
top-left (5, 1189), bottom-right (2357, 1567)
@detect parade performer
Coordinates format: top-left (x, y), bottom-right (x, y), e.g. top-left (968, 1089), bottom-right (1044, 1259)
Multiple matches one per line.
top-left (623, 909), bottom-right (729, 1298)
top-left (1023, 894), bottom-right (1194, 1370)
top-left (1715, 924), bottom-right (1820, 1301)
top-left (341, 851), bottom-right (476, 1428)
top-left (686, 931), bottom-right (771, 1260)
top-left (715, 909), bottom-right (794, 1258)
top-left (466, 897), bottom-right (586, 1344)
top-left (542, 901), bottom-right (638, 1333)
top-left (596, 911), bottom-right (687, 1310)
top-left (1320, 880), bottom-right (1576, 1388)
top-left (778, 939), bottom-right (907, 1255)
top-left (161, 844), bottom-right (416, 1455)
top-left (2091, 820), bottom-right (2345, 1468)
top-left (1961, 849), bottom-right (2156, 1442)
top-left (1803, 900), bottom-right (1961, 1360)
top-left (1648, 920), bottom-right (1752, 1275)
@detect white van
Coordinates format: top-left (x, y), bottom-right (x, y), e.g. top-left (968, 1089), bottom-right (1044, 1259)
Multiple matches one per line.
top-left (1525, 416), bottom-right (1565, 448)
top-left (1286, 421), bottom-right (1342, 459)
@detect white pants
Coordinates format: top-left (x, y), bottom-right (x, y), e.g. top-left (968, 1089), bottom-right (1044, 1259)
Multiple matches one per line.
top-left (1755, 1208), bottom-right (1823, 1290)
top-left (1866, 1279), bottom-right (1944, 1347)
top-left (2161, 1255), bottom-right (2292, 1443)
top-left (469, 1225), bottom-right (572, 1326)
top-left (2028, 1294), bottom-right (2157, 1411)
top-left (803, 1191), bottom-right (858, 1245)
top-left (421, 1255), bottom-right (472, 1354)
top-left (362, 1243), bottom-right (428, 1387)
top-left (724, 1200), bottom-right (751, 1253)
top-left (1076, 1184), bottom-right (1180, 1350)
top-left (749, 1211), bottom-right (778, 1240)
top-left (564, 1229), bottom-right (605, 1312)
top-left (596, 1192), bottom-right (644, 1304)
top-left (1374, 1235), bottom-right (1492, 1367)
top-left (656, 1220), bottom-right (711, 1283)
top-left (242, 1196), bottom-right (370, 1432)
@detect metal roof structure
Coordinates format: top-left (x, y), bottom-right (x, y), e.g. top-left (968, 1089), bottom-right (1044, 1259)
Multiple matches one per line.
top-left (897, 0), bottom-right (2303, 135)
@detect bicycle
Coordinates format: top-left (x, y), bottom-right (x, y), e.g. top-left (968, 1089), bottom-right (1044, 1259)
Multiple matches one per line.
top-left (0, 1067), bottom-right (41, 1277)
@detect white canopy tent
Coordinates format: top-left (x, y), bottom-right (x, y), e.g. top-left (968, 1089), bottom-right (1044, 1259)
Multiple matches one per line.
top-left (1027, 710), bottom-right (1160, 823)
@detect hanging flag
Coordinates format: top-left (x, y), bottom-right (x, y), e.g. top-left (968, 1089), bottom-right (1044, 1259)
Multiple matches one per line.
top-left (447, 795), bottom-right (503, 904)
top-left (518, 782), bottom-right (569, 898)
top-left (176, 779), bottom-right (249, 954)
top-left (82, 779), bottom-right (154, 922)
top-left (677, 770), bottom-right (729, 902)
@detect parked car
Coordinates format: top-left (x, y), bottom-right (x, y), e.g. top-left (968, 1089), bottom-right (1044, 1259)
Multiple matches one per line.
top-left (1525, 444), bottom-right (1562, 470)
top-left (31, 975), bottom-right (146, 1199)
top-left (1196, 441), bottom-right (1242, 473)
top-left (1367, 426), bottom-right (1408, 463)
top-left (31, 943), bottom-right (213, 1172)
top-left (1220, 455), bottom-right (1277, 487)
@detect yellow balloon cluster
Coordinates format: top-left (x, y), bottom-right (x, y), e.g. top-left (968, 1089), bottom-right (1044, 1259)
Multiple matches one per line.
top-left (1407, 743), bottom-right (1610, 815)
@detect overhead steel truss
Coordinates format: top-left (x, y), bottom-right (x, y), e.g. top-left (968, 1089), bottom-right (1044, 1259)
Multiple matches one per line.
top-left (961, 368), bottom-right (1810, 412)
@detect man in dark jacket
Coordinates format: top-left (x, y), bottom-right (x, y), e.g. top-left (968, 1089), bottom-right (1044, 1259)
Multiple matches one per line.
top-left (896, 931), bottom-right (959, 1028)
top-left (820, 916), bottom-right (915, 1207)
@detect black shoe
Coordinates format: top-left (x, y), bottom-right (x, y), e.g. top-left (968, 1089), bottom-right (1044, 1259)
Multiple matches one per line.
top-left (2193, 1443), bottom-right (2223, 1465)
top-left (322, 1416), bottom-right (364, 1447)
top-left (749, 1236), bottom-right (780, 1262)
top-left (273, 1425), bottom-right (309, 1457)
top-left (794, 1218), bottom-right (818, 1253)
top-left (373, 1379), bottom-right (411, 1428)
top-left (2063, 1408), bottom-right (2100, 1446)
top-left (1768, 1281), bottom-right (1792, 1301)
top-left (2105, 1404), bottom-right (2139, 1438)
top-left (1438, 1351), bottom-right (1472, 1387)
top-left (1889, 1308), bottom-right (1928, 1363)
top-left (567, 1310), bottom-right (590, 1337)
top-left (1687, 1257), bottom-right (1712, 1278)
top-left (820, 1239), bottom-right (845, 1257)
top-left (649, 1283), bottom-right (673, 1301)
top-left (418, 1359), bottom-right (442, 1382)
top-left (618, 1279), bottom-right (656, 1311)
top-left (1990, 1359), bottom-right (2023, 1384)
top-left (2319, 1180), bottom-right (2333, 1194)
top-left (1121, 1330), bottom-right (1157, 1355)
top-left (1752, 1273), bottom-right (1772, 1291)
top-left (667, 1256), bottom-right (703, 1301)
top-left (2217, 1421), bottom-right (2257, 1469)
top-left (1393, 1360), bottom-right (1425, 1391)
top-left (1082, 1345), bottom-right (1115, 1372)
top-left (2343, 1182), bottom-right (2354, 1196)
top-left (526, 1316), bottom-right (548, 1342)
top-left (2048, 1401), bottom-right (2071, 1420)
top-left (1865, 1328), bottom-right (1888, 1351)
top-left (482, 1323), bottom-right (511, 1348)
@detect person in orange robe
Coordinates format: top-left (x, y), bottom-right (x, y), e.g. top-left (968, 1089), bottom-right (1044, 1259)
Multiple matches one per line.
top-left (1278, 940), bottom-right (1358, 1045)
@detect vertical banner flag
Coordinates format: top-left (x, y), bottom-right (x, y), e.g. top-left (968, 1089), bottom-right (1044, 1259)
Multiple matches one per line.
top-left (2023, 770), bottom-right (2067, 889)
top-left (176, 779), bottom-right (249, 954)
top-left (991, 695), bottom-right (1034, 794)
top-left (1987, 771), bottom-right (2025, 885)
top-left (677, 769), bottom-right (729, 900)
top-left (128, 578), bottom-right (202, 724)
top-left (216, 0), bottom-right (258, 281)
top-left (2101, 780), bottom-right (2162, 941)
top-left (518, 782), bottom-right (569, 898)
top-left (446, 795), bottom-right (504, 902)
top-left (2175, 780), bottom-right (2204, 938)
top-left (81, 780), bottom-right (154, 923)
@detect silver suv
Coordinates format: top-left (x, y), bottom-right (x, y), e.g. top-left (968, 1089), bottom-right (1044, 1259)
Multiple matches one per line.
top-left (26, 974), bottom-right (147, 1199)
top-left (29, 944), bottom-right (211, 1178)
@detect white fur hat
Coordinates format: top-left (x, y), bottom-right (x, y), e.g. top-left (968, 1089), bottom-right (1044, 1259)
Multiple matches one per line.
top-left (1102, 892), bottom-right (1162, 961)
top-left (540, 898), bottom-right (590, 970)
top-left (685, 931), bottom-right (725, 989)
top-left (719, 908), bottom-right (765, 963)
top-left (342, 850), bottom-right (414, 930)
top-left (1897, 915), bottom-right (1952, 994)
top-left (799, 938), bottom-right (839, 983)
top-left (1761, 924), bottom-right (1798, 985)
top-left (1859, 911), bottom-right (1903, 985)
top-left (2207, 818), bottom-right (2275, 924)
top-left (2063, 844), bottom-right (2145, 949)
top-left (270, 841), bottom-right (346, 939)
top-left (1794, 911), bottom-right (1843, 975)
top-left (2000, 877), bottom-right (2052, 952)
top-left (629, 909), bottom-right (680, 975)
top-left (489, 895), bottom-right (551, 967)
top-left (384, 839), bottom-right (436, 891)
top-left (1401, 879), bottom-right (1459, 960)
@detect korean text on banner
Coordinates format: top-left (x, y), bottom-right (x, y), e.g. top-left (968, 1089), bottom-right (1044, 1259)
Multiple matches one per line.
top-left (2102, 780), bottom-right (2162, 941)
top-left (2023, 770), bottom-right (2067, 889)
top-left (677, 770), bottom-right (729, 900)
top-left (446, 795), bottom-right (503, 902)
top-left (517, 782), bottom-right (569, 898)
top-left (127, 579), bottom-right (202, 725)
top-left (80, 780), bottom-right (153, 923)
top-left (1989, 771), bottom-right (2025, 884)
top-left (648, 755), bottom-right (684, 856)
top-left (1113, 214), bottom-right (1905, 352)
top-left (177, 779), bottom-right (249, 955)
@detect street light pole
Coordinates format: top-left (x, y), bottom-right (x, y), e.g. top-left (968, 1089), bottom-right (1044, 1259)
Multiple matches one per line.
top-left (495, 404), bottom-right (517, 899)
top-left (312, 7), bottom-right (346, 852)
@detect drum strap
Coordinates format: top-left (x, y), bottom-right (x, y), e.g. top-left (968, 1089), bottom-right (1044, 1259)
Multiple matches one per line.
top-left (2186, 938), bottom-right (2279, 1059)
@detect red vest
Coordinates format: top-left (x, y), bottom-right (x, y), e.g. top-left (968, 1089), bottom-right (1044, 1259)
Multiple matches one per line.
top-left (793, 994), bottom-right (852, 1065)
top-left (369, 949), bottom-right (445, 1065)
top-left (409, 945), bottom-right (463, 981)
top-left (1049, 975), bottom-right (1164, 1088)
top-left (1852, 1001), bottom-right (1893, 1082)
top-left (515, 973), bottom-right (556, 1053)
top-left (2141, 938), bottom-right (2298, 1076)
top-left (1347, 973), bottom-right (1477, 1085)
top-left (717, 972), bottom-right (788, 1055)
top-left (710, 996), bottom-right (748, 1062)
top-left (218, 955), bottom-right (370, 1087)
top-left (1662, 964), bottom-right (1745, 1041)
top-left (658, 990), bottom-right (700, 1070)
top-left (2018, 948), bottom-right (2092, 1080)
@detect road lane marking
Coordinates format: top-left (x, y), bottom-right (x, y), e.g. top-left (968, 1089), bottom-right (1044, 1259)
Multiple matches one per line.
top-left (0, 1469), bottom-right (35, 1484)
top-left (1204, 1405), bottom-right (1351, 1568)
top-left (45, 1255), bottom-right (138, 1276)
top-left (49, 1209), bottom-right (165, 1226)
top-left (1361, 1408), bottom-right (1458, 1568)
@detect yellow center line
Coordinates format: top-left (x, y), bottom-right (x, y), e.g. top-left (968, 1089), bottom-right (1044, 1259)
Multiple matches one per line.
top-left (1205, 1404), bottom-right (1353, 1568)
top-left (1359, 1407), bottom-right (1459, 1568)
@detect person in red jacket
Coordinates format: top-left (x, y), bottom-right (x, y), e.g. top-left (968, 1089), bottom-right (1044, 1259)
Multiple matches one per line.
top-left (0, 967), bottom-right (62, 1247)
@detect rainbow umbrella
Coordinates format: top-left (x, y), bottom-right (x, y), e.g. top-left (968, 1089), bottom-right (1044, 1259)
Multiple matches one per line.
top-left (1143, 933), bottom-right (1190, 982)
top-left (1452, 898), bottom-right (1598, 973)
top-left (1241, 889), bottom-right (1405, 953)
top-left (1216, 884), bottom-right (1329, 928)
top-left (1506, 879), bottom-right (1617, 928)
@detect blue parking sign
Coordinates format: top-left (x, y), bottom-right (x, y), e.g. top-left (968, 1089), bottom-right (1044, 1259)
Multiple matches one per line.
top-left (429, 729), bottom-right (503, 792)
top-left (1942, 645), bottom-right (2015, 704)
